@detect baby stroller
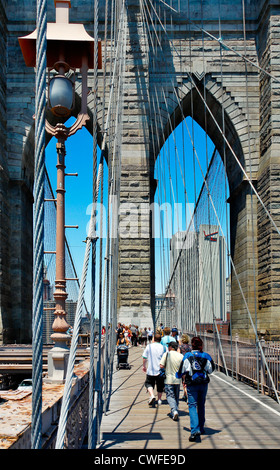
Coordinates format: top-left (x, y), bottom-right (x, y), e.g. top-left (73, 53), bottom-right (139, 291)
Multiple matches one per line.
top-left (116, 344), bottom-right (131, 370)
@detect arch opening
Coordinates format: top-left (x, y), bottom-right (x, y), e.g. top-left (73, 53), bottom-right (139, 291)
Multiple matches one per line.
top-left (154, 114), bottom-right (231, 333)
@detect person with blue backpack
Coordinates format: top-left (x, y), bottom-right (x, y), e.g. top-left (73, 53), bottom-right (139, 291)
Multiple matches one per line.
top-left (176, 336), bottom-right (215, 442)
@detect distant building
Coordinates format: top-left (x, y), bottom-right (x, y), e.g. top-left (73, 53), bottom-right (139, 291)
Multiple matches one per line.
top-left (43, 300), bottom-right (56, 344)
top-left (43, 299), bottom-right (78, 344)
top-left (80, 317), bottom-right (100, 336)
top-left (42, 266), bottom-right (79, 344)
top-left (155, 290), bottom-right (175, 328)
top-left (43, 265), bottom-right (53, 301)
top-left (226, 276), bottom-right (231, 315)
top-left (43, 266), bottom-right (55, 344)
top-left (170, 224), bottom-right (227, 331)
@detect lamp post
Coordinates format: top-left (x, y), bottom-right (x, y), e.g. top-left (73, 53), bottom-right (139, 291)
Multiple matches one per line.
top-left (19, 0), bottom-right (101, 382)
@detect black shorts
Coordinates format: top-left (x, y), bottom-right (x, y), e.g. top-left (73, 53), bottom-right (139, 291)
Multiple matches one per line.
top-left (145, 374), bottom-right (165, 393)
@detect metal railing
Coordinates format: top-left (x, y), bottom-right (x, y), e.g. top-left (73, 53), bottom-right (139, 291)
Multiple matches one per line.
top-left (188, 332), bottom-right (280, 402)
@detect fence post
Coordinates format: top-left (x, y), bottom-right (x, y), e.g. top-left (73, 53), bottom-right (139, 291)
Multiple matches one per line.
top-left (235, 333), bottom-right (239, 381)
top-left (260, 337), bottom-right (266, 395)
top-left (217, 342), bottom-right (221, 372)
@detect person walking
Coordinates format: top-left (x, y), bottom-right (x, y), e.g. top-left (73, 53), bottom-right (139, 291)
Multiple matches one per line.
top-left (130, 324), bottom-right (138, 346)
top-left (171, 327), bottom-right (181, 346)
top-left (117, 332), bottom-right (129, 347)
top-left (160, 327), bottom-right (173, 351)
top-left (180, 334), bottom-right (191, 355)
top-left (179, 334), bottom-right (192, 402)
top-left (176, 336), bottom-right (215, 442)
top-left (147, 327), bottom-right (153, 343)
top-left (141, 327), bottom-right (148, 347)
top-left (142, 333), bottom-right (165, 406)
top-left (138, 328), bottom-right (142, 346)
top-left (160, 341), bottom-right (183, 421)
top-left (115, 322), bottom-right (124, 343)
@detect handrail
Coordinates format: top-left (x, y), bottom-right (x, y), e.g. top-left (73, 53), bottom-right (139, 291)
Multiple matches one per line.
top-left (187, 331), bottom-right (280, 403)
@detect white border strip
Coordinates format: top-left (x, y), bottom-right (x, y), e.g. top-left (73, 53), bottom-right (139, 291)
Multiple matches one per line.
top-left (213, 373), bottom-right (280, 417)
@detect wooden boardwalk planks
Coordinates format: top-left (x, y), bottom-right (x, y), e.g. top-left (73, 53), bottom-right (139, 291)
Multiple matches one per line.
top-left (98, 346), bottom-right (280, 450)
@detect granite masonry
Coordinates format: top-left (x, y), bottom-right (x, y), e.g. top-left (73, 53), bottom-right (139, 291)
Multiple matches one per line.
top-left (0, 0), bottom-right (280, 340)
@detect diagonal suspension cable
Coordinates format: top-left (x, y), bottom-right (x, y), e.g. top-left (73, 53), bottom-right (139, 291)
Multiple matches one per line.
top-left (157, 0), bottom-right (280, 84)
top-left (142, 0), bottom-right (270, 379)
top-left (148, 0), bottom-right (280, 241)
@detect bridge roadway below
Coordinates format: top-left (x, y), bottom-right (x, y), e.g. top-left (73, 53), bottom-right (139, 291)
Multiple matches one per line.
top-left (98, 346), bottom-right (280, 450)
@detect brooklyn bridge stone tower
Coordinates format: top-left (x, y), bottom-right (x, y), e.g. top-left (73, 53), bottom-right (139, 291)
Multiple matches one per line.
top-left (1, 0), bottom-right (280, 343)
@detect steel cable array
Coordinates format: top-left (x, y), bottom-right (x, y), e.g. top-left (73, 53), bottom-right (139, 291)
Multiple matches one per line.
top-left (141, 0), bottom-right (280, 403)
top-left (32, 0), bottom-right (280, 449)
top-left (54, 0), bottom-right (127, 448)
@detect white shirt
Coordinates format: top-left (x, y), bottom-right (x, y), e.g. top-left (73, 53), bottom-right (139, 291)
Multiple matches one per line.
top-left (143, 342), bottom-right (165, 376)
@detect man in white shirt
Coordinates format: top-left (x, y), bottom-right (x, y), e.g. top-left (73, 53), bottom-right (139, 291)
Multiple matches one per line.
top-left (142, 333), bottom-right (165, 406)
top-left (160, 341), bottom-right (183, 420)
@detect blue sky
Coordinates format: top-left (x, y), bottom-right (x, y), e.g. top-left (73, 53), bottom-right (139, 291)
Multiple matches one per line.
top-left (154, 117), bottom-right (222, 293)
top-left (45, 116), bottom-right (229, 313)
top-left (45, 117), bottom-right (97, 311)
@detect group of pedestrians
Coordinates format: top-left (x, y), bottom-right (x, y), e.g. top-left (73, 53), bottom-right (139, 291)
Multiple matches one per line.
top-left (142, 330), bottom-right (215, 442)
top-left (115, 323), bottom-right (155, 347)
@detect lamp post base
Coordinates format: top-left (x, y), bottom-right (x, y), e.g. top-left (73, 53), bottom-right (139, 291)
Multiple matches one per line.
top-left (46, 341), bottom-right (70, 383)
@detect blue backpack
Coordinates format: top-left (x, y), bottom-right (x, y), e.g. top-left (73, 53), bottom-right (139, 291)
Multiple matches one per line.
top-left (190, 353), bottom-right (208, 383)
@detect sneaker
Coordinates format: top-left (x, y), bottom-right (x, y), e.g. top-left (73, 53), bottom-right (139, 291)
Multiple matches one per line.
top-left (148, 396), bottom-right (156, 406)
top-left (157, 399), bottom-right (162, 406)
top-left (189, 432), bottom-right (200, 442)
top-left (173, 411), bottom-right (179, 421)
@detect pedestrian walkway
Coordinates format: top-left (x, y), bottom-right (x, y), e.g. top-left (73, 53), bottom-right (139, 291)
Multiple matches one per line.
top-left (98, 346), bottom-right (280, 449)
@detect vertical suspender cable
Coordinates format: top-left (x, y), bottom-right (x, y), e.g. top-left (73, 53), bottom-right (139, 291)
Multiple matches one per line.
top-left (58, 0), bottom-right (113, 452)
top-left (147, 0), bottom-right (280, 400)
top-left (92, 0), bottom-right (125, 446)
top-left (55, 31), bottom-right (120, 441)
top-left (218, 0), bottom-right (233, 378)
top-left (242, 0), bottom-right (259, 392)
top-left (148, 1), bottom-right (227, 370)
top-left (96, 0), bottom-right (104, 442)
top-left (54, 164), bottom-right (103, 449)
top-left (101, 0), bottom-right (110, 419)
top-left (201, 0), bottom-right (228, 376)
top-left (188, 0), bottom-right (199, 333)
top-left (31, 0), bottom-right (47, 450)
top-left (88, 0), bottom-right (99, 449)
top-left (92, 157), bottom-right (103, 447)
top-left (105, 0), bottom-right (116, 410)
top-left (201, 0), bottom-right (216, 342)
